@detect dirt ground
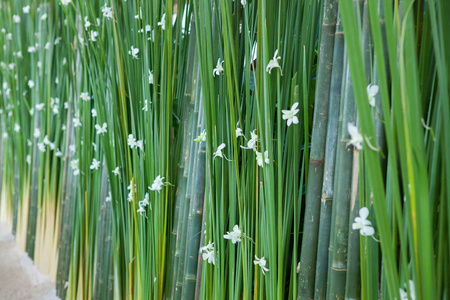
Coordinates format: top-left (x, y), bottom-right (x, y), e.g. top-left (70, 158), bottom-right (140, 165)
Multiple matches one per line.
top-left (0, 222), bottom-right (60, 300)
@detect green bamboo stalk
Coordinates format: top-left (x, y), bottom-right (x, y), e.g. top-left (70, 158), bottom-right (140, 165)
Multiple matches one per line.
top-left (314, 13), bottom-right (344, 300)
top-left (344, 149), bottom-right (361, 299)
top-left (327, 46), bottom-right (357, 299)
top-left (298, 1), bottom-right (338, 298)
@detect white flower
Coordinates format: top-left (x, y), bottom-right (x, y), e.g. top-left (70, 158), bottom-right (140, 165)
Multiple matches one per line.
top-left (55, 149), bottom-right (63, 157)
top-left (137, 205), bottom-right (146, 216)
top-left (128, 134), bottom-right (137, 148)
top-left (266, 49), bottom-right (282, 74)
top-left (148, 70), bottom-right (153, 84)
top-left (91, 108), bottom-right (97, 117)
top-left (367, 84), bottom-right (379, 107)
top-left (54, 37), bottom-right (62, 45)
top-left (223, 225), bottom-right (242, 244)
top-left (213, 59), bottom-right (224, 77)
top-left (139, 193), bottom-right (150, 207)
top-left (241, 129), bottom-right (258, 150)
top-left (105, 192), bottom-right (111, 202)
top-left (201, 242), bottom-right (215, 265)
top-left (145, 25), bottom-right (151, 33)
top-left (95, 122), bottom-right (107, 135)
top-left (90, 30), bottom-right (99, 42)
top-left (282, 102), bottom-right (299, 126)
top-left (36, 103), bottom-right (45, 111)
top-left (28, 80), bottom-right (35, 89)
top-left (73, 118), bottom-right (82, 127)
top-left (80, 92), bottom-right (91, 101)
top-left (70, 159), bottom-right (79, 170)
top-left (102, 4), bottom-right (113, 19)
top-left (14, 123), bottom-right (20, 133)
top-left (84, 17), bottom-right (91, 30)
top-left (236, 127), bottom-right (244, 138)
top-left (135, 140), bottom-right (144, 150)
top-left (26, 155), bottom-right (31, 165)
top-left (34, 128), bottom-right (41, 138)
top-left (28, 46), bottom-right (37, 53)
top-left (41, 14), bottom-right (48, 21)
top-left (13, 15), bottom-right (20, 23)
top-left (255, 150), bottom-right (269, 167)
top-left (347, 123), bottom-right (363, 150)
top-left (112, 166), bottom-right (120, 176)
top-left (127, 180), bottom-right (136, 201)
top-left (157, 13), bottom-right (166, 30)
top-left (254, 255), bottom-right (269, 275)
top-left (241, 0), bottom-right (246, 6)
top-left (213, 143), bottom-right (226, 160)
top-left (194, 129), bottom-right (206, 142)
top-left (43, 135), bottom-right (50, 145)
top-left (61, 0), bottom-right (71, 6)
top-left (128, 46), bottom-right (139, 59)
top-left (352, 207), bottom-right (375, 236)
top-left (149, 175), bottom-right (170, 193)
top-left (37, 142), bottom-right (46, 152)
top-left (23, 6), bottom-right (30, 14)
top-left (399, 280), bottom-right (415, 300)
top-left (90, 158), bottom-right (101, 170)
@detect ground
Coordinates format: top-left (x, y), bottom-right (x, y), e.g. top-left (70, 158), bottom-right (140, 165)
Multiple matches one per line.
top-left (0, 222), bottom-right (60, 300)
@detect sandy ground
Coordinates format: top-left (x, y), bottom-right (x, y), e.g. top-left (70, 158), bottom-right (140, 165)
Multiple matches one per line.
top-left (0, 222), bottom-right (60, 300)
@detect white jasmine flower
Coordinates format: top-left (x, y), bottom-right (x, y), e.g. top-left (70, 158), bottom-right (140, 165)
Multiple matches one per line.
top-left (157, 13), bottom-right (166, 30)
top-left (90, 30), bottom-right (99, 42)
top-left (102, 4), bottom-right (113, 18)
top-left (73, 118), bottom-right (82, 127)
top-left (266, 49), bottom-right (282, 75)
top-left (399, 280), bottom-right (415, 300)
top-left (347, 123), bottom-right (363, 150)
top-left (70, 159), bottom-right (79, 171)
top-left (28, 80), bottom-right (35, 89)
top-left (34, 128), bottom-right (41, 138)
top-left (352, 207), bottom-right (375, 236)
top-left (201, 242), bottom-right (215, 265)
top-left (55, 149), bottom-right (63, 157)
top-left (90, 158), bottom-right (101, 170)
top-left (128, 134), bottom-right (137, 148)
top-left (14, 123), bottom-right (20, 132)
top-left (127, 180), bottom-right (136, 201)
top-left (61, 0), bottom-right (71, 6)
top-left (367, 84), bottom-right (379, 107)
top-left (36, 103), bottom-right (45, 111)
top-left (13, 15), bottom-right (21, 23)
top-left (95, 122), bottom-right (107, 134)
top-left (135, 140), bottom-right (144, 150)
top-left (254, 255), bottom-right (269, 275)
top-left (213, 143), bottom-right (227, 160)
top-left (37, 142), bottom-right (46, 152)
top-left (149, 175), bottom-right (170, 193)
top-left (105, 191), bottom-right (111, 202)
top-left (84, 17), bottom-right (91, 30)
top-left (139, 193), bottom-right (150, 207)
top-left (213, 59), bottom-right (224, 77)
top-left (255, 150), bottom-right (269, 167)
top-left (282, 102), bottom-right (299, 126)
top-left (241, 129), bottom-right (258, 150)
top-left (236, 127), bottom-right (244, 138)
top-left (137, 205), bottom-right (146, 216)
top-left (43, 135), bottom-right (50, 145)
top-left (23, 6), bottom-right (30, 14)
top-left (41, 13), bottom-right (47, 20)
top-left (91, 108), bottom-right (97, 117)
top-left (223, 225), bottom-right (242, 244)
top-left (28, 46), bottom-right (37, 53)
top-left (112, 166), bottom-right (120, 176)
top-left (148, 70), bottom-right (153, 84)
top-left (128, 46), bottom-right (139, 59)
top-left (194, 129), bottom-right (206, 142)
top-left (80, 92), bottom-right (91, 101)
